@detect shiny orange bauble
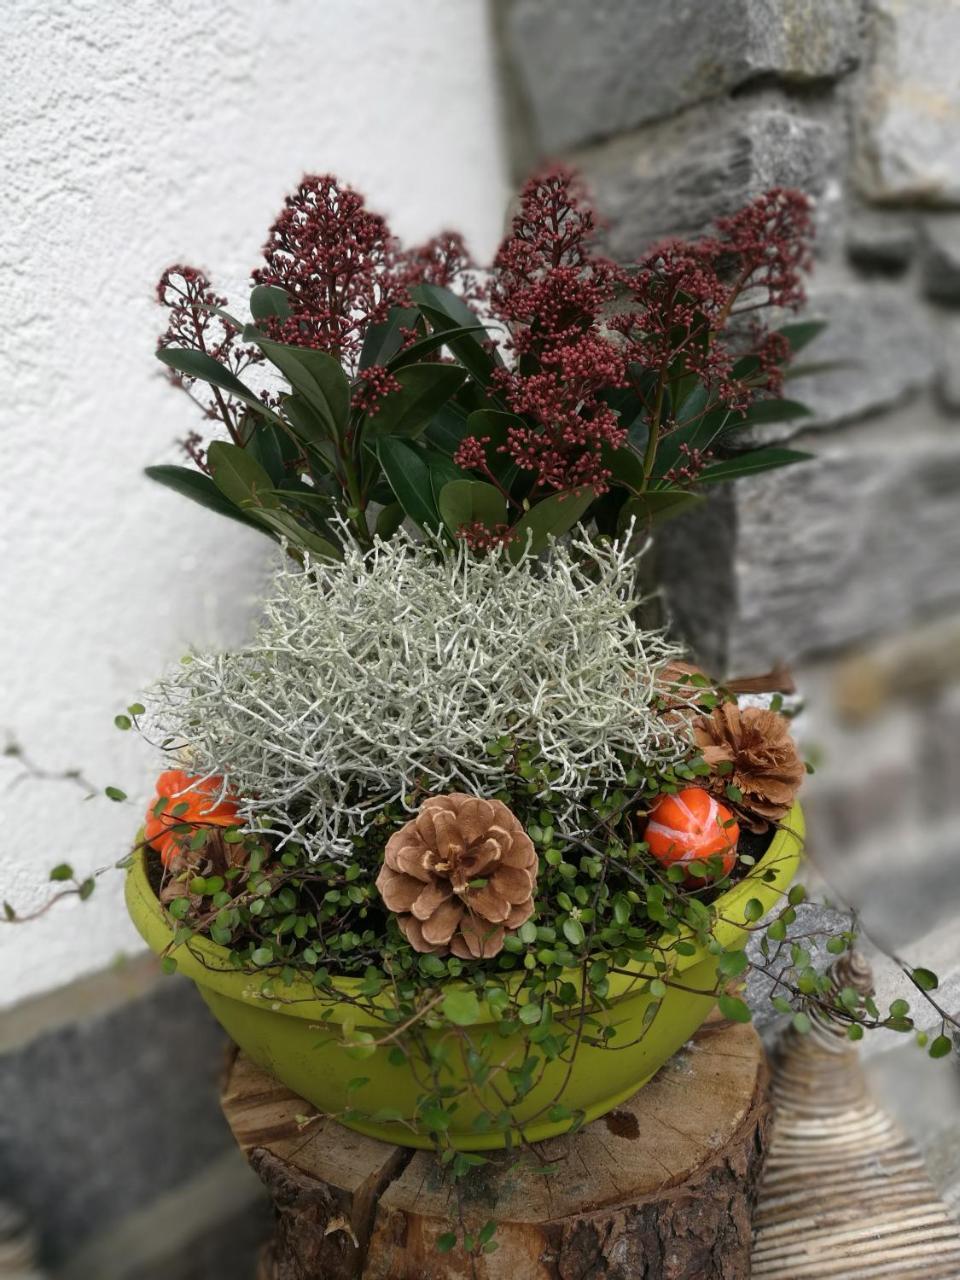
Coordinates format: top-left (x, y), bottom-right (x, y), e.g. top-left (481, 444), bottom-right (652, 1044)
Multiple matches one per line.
top-left (644, 786), bottom-right (739, 881)
top-left (144, 769), bottom-right (241, 866)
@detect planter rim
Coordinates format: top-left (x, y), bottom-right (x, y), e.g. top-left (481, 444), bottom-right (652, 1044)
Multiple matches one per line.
top-left (125, 803), bottom-right (804, 1027)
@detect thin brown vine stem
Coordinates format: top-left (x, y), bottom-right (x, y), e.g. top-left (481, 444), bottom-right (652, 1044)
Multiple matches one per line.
top-left (364, 992), bottom-right (445, 1047)
top-left (3, 738), bottom-right (98, 797)
top-left (892, 955), bottom-right (960, 1034)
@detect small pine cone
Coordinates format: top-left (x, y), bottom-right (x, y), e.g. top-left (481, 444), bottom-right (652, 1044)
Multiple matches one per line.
top-left (376, 794), bottom-right (538, 960)
top-left (693, 703), bottom-right (805, 829)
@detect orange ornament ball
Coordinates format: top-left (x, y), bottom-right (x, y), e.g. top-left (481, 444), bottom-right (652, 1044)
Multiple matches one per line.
top-left (144, 769), bottom-right (241, 867)
top-left (644, 786), bottom-right (739, 882)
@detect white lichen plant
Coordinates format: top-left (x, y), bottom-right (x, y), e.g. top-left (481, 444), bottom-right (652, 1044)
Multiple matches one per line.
top-left (147, 530), bottom-right (698, 860)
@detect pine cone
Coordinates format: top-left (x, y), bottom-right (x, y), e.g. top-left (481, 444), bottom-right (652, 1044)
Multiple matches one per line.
top-left (693, 703), bottom-right (804, 829)
top-left (376, 794), bottom-right (538, 960)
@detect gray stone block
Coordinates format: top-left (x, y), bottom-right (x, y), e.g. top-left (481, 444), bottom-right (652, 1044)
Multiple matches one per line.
top-left (854, 0), bottom-right (960, 206)
top-left (922, 216), bottom-right (960, 304)
top-left (656, 411), bottom-right (960, 672)
top-left (769, 279), bottom-right (937, 437)
top-left (937, 317), bottom-right (960, 413)
top-left (579, 99), bottom-right (839, 255)
top-left (0, 964), bottom-right (234, 1269)
top-left (846, 210), bottom-right (918, 274)
top-left (508, 0), bottom-right (863, 152)
top-left (56, 1149), bottom-right (270, 1280)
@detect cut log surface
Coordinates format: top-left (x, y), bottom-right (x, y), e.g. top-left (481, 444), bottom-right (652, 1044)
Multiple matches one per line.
top-left (220, 1017), bottom-right (770, 1280)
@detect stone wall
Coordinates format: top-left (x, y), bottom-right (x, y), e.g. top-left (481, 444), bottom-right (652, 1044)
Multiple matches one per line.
top-left (499, 0), bottom-right (960, 1185)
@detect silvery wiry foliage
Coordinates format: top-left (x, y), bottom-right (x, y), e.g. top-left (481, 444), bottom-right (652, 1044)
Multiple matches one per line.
top-left (150, 533), bottom-right (696, 860)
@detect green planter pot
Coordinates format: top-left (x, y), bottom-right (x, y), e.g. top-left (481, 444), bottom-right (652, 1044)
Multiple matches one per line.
top-left (125, 804), bottom-right (802, 1151)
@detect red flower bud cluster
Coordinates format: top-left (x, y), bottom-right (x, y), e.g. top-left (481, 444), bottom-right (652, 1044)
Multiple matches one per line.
top-left (352, 363), bottom-right (403, 416)
top-left (664, 442), bottom-right (712, 486)
top-left (252, 178), bottom-right (486, 372)
top-left (488, 169), bottom-right (628, 493)
top-left (156, 265), bottom-right (263, 450)
top-left (453, 434), bottom-right (492, 472)
top-left (397, 229), bottom-right (486, 308)
top-left (714, 188), bottom-right (813, 311)
top-left (478, 174), bottom-right (812, 495)
top-left (252, 175), bottom-right (410, 369)
top-left (612, 187), bottom-right (813, 412)
top-left (456, 520), bottom-right (516, 553)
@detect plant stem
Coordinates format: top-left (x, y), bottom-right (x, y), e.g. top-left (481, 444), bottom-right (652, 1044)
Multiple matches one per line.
top-left (641, 369), bottom-right (667, 490)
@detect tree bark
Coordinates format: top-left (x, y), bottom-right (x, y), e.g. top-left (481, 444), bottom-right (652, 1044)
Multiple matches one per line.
top-left (221, 1018), bottom-right (770, 1280)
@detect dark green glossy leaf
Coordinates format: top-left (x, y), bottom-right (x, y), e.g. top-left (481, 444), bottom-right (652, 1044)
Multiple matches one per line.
top-left (777, 319), bottom-right (827, 355)
top-left (424, 449), bottom-right (464, 509)
top-left (254, 337), bottom-right (350, 435)
top-left (375, 501), bottom-right (405, 540)
top-left (389, 324), bottom-right (487, 370)
top-left (506, 488), bottom-right (594, 563)
top-left (250, 507), bottom-right (341, 560)
top-left (359, 307), bottom-right (419, 370)
top-left (246, 420), bottom-right (296, 483)
top-left (207, 441), bottom-right (279, 511)
top-left (365, 363), bottom-right (466, 439)
top-left (698, 447), bottom-right (813, 484)
top-left (601, 442), bottom-right (648, 494)
top-left (783, 358), bottom-right (850, 382)
top-left (249, 284), bottom-right (292, 322)
top-left (156, 347), bottom-right (279, 422)
top-left (601, 384), bottom-right (647, 433)
top-left (263, 485), bottom-right (332, 513)
top-left (423, 401), bottom-right (472, 455)
top-left (728, 398), bottom-right (812, 428)
top-left (652, 407), bottom-right (734, 478)
top-left (144, 465), bottom-right (265, 531)
top-left (376, 437), bottom-right (440, 532)
top-left (619, 489), bottom-right (704, 529)
top-left (438, 480), bottom-right (507, 536)
top-left (281, 395), bottom-right (338, 470)
top-left (410, 283), bottom-right (501, 384)
top-left (671, 377), bottom-right (710, 421)
top-left (427, 404), bottom-right (476, 460)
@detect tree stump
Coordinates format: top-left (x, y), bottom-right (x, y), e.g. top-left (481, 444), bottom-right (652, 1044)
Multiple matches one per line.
top-left (220, 1018), bottom-right (770, 1280)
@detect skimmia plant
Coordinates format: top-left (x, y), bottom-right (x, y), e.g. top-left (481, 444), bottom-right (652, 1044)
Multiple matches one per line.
top-left (150, 170), bottom-right (822, 558)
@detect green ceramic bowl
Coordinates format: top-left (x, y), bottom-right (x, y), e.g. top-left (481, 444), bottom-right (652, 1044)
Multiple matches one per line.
top-left (126, 804), bottom-right (803, 1150)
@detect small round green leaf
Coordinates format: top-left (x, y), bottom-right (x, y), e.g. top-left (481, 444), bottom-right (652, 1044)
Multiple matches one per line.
top-left (441, 989), bottom-right (481, 1026)
top-left (929, 1035), bottom-right (953, 1059)
top-left (912, 967), bottom-right (939, 992)
top-left (718, 994), bottom-right (753, 1023)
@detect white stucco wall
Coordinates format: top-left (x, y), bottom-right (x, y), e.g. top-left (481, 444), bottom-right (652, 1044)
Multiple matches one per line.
top-left (0, 0), bottom-right (509, 1009)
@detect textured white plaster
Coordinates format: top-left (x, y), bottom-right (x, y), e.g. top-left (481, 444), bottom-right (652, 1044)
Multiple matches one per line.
top-left (0, 0), bottom-right (508, 1008)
